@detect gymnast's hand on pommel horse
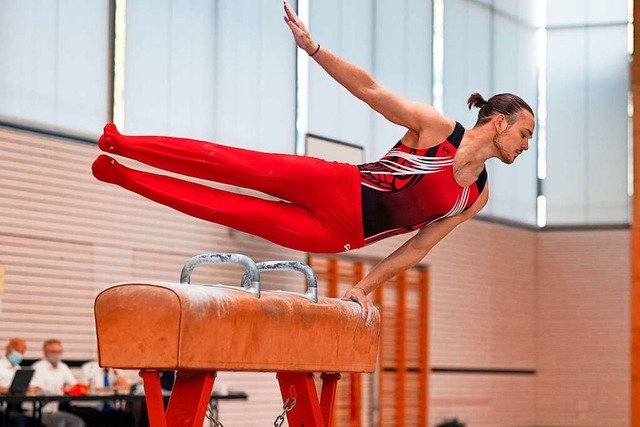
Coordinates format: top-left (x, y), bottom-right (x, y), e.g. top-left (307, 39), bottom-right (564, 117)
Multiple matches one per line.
top-left (95, 254), bottom-right (381, 427)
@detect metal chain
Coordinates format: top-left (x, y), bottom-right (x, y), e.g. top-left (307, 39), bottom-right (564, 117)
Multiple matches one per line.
top-left (273, 397), bottom-right (297, 427)
top-left (205, 404), bottom-right (225, 427)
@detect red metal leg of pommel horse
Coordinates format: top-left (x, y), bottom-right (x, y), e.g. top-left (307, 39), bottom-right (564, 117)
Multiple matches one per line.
top-left (275, 372), bottom-right (340, 426)
top-left (140, 370), bottom-right (216, 427)
top-left (94, 254), bottom-right (380, 427)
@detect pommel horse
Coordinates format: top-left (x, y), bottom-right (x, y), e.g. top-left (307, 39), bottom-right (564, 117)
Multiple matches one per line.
top-left (94, 253), bottom-right (380, 426)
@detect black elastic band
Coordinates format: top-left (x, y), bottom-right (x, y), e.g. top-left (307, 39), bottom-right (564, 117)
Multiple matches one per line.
top-left (309, 44), bottom-right (320, 57)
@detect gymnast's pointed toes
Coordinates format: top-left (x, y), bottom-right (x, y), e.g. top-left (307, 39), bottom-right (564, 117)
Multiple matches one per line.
top-left (92, 154), bottom-right (122, 184)
top-left (98, 123), bottom-right (122, 153)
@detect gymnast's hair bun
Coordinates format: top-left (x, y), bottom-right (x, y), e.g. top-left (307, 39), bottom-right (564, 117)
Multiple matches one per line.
top-left (467, 92), bottom-right (488, 110)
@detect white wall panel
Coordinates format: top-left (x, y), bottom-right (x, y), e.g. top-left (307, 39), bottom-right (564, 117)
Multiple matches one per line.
top-left (0, 0), bottom-right (110, 135)
top-left (308, 0), bottom-right (341, 139)
top-left (371, 0), bottom-right (433, 160)
top-left (443, 0), bottom-right (492, 128)
top-left (493, 0), bottom-right (542, 26)
top-left (125, 1), bottom-right (172, 134)
top-left (405, 0), bottom-right (434, 105)
top-left (548, 0), bottom-right (628, 27)
top-left (253, 2), bottom-right (298, 154)
top-left (585, 26), bottom-right (629, 223)
top-left (125, 0), bottom-right (218, 141)
top-left (546, 29), bottom-right (588, 224)
top-left (484, 15), bottom-right (538, 224)
top-left (212, 0), bottom-right (297, 153)
top-left (216, 1), bottom-right (260, 147)
top-left (371, 0), bottom-right (411, 159)
top-left (308, 0), bottom-right (374, 150)
top-left (126, 0), bottom-right (296, 153)
top-left (56, 1), bottom-right (111, 134)
top-left (339, 0), bottom-right (376, 148)
top-left (546, 27), bottom-right (629, 225)
top-left (586, 0), bottom-right (628, 25)
top-left (308, 0), bottom-right (432, 161)
top-left (167, 1), bottom-right (215, 139)
top-left (546, 0), bottom-right (588, 27)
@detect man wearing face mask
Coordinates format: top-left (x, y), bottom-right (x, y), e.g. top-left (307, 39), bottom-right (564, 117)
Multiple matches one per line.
top-left (0, 338), bottom-right (33, 427)
top-left (31, 339), bottom-right (85, 427)
top-left (0, 338), bottom-right (27, 393)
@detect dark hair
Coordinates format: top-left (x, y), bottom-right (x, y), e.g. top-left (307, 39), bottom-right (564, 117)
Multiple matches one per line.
top-left (467, 92), bottom-right (534, 126)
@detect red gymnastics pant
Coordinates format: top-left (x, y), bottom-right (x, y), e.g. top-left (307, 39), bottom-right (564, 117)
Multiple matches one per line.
top-left (91, 124), bottom-right (364, 253)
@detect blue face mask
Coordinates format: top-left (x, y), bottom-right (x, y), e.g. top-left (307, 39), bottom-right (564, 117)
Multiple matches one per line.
top-left (7, 350), bottom-right (23, 366)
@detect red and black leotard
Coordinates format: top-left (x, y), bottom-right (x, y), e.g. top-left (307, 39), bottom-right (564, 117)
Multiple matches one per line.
top-left (93, 122), bottom-right (486, 254)
top-left (358, 122), bottom-right (487, 245)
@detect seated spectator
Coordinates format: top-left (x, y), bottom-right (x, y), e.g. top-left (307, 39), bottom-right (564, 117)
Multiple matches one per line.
top-left (80, 360), bottom-right (129, 393)
top-left (0, 338), bottom-right (31, 427)
top-left (31, 339), bottom-right (85, 427)
top-left (0, 338), bottom-right (27, 393)
top-left (69, 360), bottom-right (131, 427)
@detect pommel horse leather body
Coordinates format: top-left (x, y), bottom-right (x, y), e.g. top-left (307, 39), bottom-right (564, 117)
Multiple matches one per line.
top-left (95, 281), bottom-right (378, 372)
top-left (94, 254), bottom-right (380, 427)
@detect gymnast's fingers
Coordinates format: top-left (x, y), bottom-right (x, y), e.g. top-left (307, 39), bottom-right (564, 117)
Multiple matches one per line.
top-left (283, 1), bottom-right (298, 24)
top-left (286, 19), bottom-right (303, 37)
top-left (365, 303), bottom-right (374, 327)
top-left (284, 15), bottom-right (305, 43)
top-left (354, 293), bottom-right (369, 320)
top-left (359, 298), bottom-right (369, 321)
top-left (341, 289), bottom-right (368, 320)
top-left (283, 0), bottom-right (308, 32)
top-left (340, 287), bottom-right (357, 300)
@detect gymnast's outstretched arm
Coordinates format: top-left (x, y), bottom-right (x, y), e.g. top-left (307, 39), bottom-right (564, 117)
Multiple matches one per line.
top-left (283, 1), bottom-right (452, 137)
top-left (343, 187), bottom-right (489, 325)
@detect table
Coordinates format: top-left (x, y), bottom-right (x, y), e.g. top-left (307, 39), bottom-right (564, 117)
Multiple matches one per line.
top-left (0, 391), bottom-right (248, 427)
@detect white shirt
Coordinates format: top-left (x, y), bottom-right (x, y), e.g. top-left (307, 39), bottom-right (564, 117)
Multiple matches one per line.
top-left (79, 360), bottom-right (119, 389)
top-left (31, 358), bottom-right (78, 413)
top-left (0, 356), bottom-right (20, 389)
top-left (74, 361), bottom-right (122, 409)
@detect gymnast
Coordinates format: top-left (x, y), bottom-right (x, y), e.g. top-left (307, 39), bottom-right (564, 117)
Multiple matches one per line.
top-left (92, 1), bottom-right (534, 324)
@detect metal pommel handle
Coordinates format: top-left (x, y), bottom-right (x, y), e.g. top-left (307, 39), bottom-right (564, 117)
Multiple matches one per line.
top-left (180, 253), bottom-right (260, 298)
top-left (253, 261), bottom-right (318, 303)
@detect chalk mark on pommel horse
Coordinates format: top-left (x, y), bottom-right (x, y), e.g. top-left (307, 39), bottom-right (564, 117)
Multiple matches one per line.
top-left (94, 253), bottom-right (381, 427)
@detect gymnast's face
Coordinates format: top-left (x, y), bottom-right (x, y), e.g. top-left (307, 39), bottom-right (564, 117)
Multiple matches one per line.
top-left (492, 111), bottom-right (535, 165)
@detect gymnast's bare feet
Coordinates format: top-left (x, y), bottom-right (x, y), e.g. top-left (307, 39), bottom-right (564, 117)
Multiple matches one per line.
top-left (92, 154), bottom-right (125, 185)
top-left (98, 123), bottom-right (122, 153)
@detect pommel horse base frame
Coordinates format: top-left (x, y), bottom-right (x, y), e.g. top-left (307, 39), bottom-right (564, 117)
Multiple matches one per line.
top-left (95, 254), bottom-right (381, 427)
